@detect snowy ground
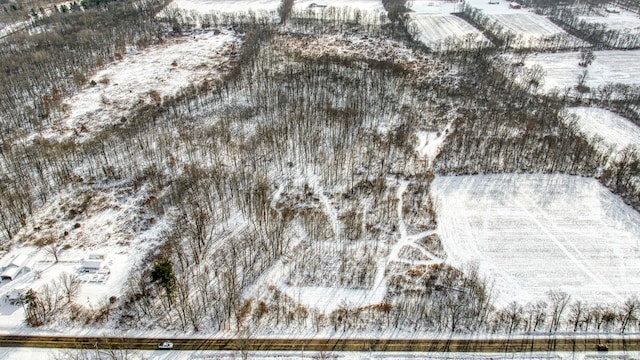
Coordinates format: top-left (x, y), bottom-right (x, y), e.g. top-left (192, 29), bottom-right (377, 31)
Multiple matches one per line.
top-left (562, 107), bottom-right (640, 152)
top-left (409, 14), bottom-right (489, 50)
top-left (167, 0), bottom-right (281, 14)
top-left (275, 180), bottom-right (441, 314)
top-left (432, 174), bottom-right (640, 307)
top-left (511, 50), bottom-right (640, 94)
top-left (24, 30), bottom-right (240, 145)
top-left (577, 8), bottom-right (640, 32)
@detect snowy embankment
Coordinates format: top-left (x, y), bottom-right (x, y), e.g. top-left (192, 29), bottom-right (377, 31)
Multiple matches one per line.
top-left (432, 174), bottom-right (640, 307)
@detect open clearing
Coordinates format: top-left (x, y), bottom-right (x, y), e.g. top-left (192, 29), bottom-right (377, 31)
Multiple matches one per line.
top-left (562, 107), bottom-right (640, 152)
top-left (515, 50), bottom-right (640, 93)
top-left (409, 14), bottom-right (489, 50)
top-left (24, 31), bottom-right (239, 145)
top-left (432, 174), bottom-right (640, 306)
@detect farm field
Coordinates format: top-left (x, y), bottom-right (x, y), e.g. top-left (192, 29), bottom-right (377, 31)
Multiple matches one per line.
top-left (432, 174), bottom-right (640, 306)
top-left (408, 0), bottom-right (464, 15)
top-left (577, 9), bottom-right (640, 31)
top-left (168, 0), bottom-right (281, 15)
top-left (486, 13), bottom-right (583, 49)
top-left (290, 0), bottom-right (386, 24)
top-left (293, 0), bottom-right (385, 13)
top-left (409, 14), bottom-right (490, 50)
top-left (515, 50), bottom-right (640, 93)
top-left (563, 107), bottom-right (640, 152)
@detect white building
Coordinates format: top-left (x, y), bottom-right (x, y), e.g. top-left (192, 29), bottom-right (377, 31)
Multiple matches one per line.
top-left (0, 253), bottom-right (29, 281)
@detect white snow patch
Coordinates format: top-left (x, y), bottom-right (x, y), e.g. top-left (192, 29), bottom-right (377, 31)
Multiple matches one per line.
top-left (432, 174), bottom-right (640, 307)
top-left (415, 123), bottom-right (452, 167)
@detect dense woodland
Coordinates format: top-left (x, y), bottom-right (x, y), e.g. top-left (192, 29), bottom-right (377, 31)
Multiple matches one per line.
top-left (1, 0), bottom-right (640, 337)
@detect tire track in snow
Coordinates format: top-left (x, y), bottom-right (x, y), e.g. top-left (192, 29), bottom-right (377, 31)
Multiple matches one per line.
top-left (512, 197), bottom-right (621, 302)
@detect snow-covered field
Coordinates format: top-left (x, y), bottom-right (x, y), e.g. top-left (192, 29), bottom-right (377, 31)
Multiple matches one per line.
top-left (409, 14), bottom-right (489, 50)
top-left (514, 50), bottom-right (640, 93)
top-left (463, 0), bottom-right (583, 49)
top-left (290, 0), bottom-right (386, 24)
top-left (168, 0), bottom-right (281, 14)
top-left (408, 0), bottom-right (464, 15)
top-left (26, 31), bottom-right (240, 144)
top-left (465, 0), bottom-right (528, 15)
top-left (432, 174), bottom-right (640, 307)
top-left (577, 8), bottom-right (640, 31)
top-left (293, 0), bottom-right (385, 13)
top-left (562, 107), bottom-right (640, 152)
top-left (486, 13), bottom-right (582, 49)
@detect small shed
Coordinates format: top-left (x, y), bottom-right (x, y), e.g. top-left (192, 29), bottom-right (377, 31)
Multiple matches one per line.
top-left (0, 254), bottom-right (29, 281)
top-left (81, 259), bottom-right (102, 272)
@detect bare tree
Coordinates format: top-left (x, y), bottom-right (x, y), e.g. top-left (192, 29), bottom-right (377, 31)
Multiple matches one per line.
top-left (58, 272), bottom-right (81, 304)
top-left (547, 290), bottom-right (571, 333)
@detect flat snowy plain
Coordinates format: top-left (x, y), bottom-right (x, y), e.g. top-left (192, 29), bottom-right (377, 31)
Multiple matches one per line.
top-left (432, 174), bottom-right (640, 306)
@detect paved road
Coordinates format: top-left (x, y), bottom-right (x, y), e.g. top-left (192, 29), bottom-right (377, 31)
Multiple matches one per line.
top-left (0, 335), bottom-right (639, 352)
